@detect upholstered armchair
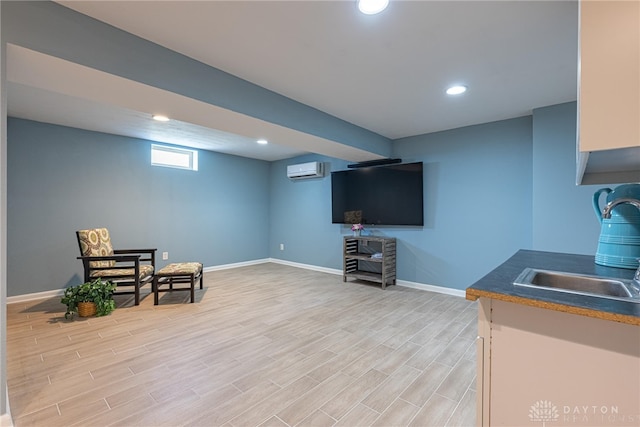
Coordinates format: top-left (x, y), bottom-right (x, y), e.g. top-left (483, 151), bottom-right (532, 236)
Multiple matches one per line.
top-left (76, 228), bottom-right (156, 305)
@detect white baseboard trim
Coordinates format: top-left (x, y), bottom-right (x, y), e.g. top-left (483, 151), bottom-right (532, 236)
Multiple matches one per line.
top-left (6, 289), bottom-right (63, 304)
top-left (202, 258), bottom-right (270, 272)
top-left (395, 279), bottom-right (466, 298)
top-left (268, 258), bottom-right (343, 276)
top-left (268, 258), bottom-right (466, 298)
top-left (6, 258), bottom-right (465, 303)
top-left (6, 260), bottom-right (273, 304)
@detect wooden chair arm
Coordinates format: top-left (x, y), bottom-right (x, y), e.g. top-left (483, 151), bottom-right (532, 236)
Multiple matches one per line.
top-left (113, 249), bottom-right (157, 254)
top-left (77, 255), bottom-right (140, 262)
top-left (113, 249), bottom-right (156, 265)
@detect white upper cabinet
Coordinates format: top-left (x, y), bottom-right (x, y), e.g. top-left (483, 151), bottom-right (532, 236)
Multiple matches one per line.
top-left (577, 0), bottom-right (640, 185)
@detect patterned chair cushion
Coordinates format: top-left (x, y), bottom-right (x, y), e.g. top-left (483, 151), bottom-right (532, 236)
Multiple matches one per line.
top-left (157, 262), bottom-right (203, 277)
top-left (90, 264), bottom-right (155, 279)
top-left (77, 228), bottom-right (116, 268)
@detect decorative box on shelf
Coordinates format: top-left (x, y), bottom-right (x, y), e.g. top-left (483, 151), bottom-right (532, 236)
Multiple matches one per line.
top-left (343, 236), bottom-right (396, 289)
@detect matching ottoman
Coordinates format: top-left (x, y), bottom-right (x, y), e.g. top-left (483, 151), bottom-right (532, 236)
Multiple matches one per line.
top-left (153, 262), bottom-right (203, 305)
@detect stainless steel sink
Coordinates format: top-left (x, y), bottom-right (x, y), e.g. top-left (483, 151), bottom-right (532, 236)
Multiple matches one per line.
top-left (513, 268), bottom-right (640, 302)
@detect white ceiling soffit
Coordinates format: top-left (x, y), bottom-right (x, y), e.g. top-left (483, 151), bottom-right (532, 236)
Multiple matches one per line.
top-left (6, 44), bottom-right (380, 162)
top-left (57, 0), bottom-right (579, 139)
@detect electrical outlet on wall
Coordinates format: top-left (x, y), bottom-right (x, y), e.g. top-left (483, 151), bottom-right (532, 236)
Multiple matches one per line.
top-left (162, 252), bottom-right (169, 260)
top-left (279, 243), bottom-right (284, 251)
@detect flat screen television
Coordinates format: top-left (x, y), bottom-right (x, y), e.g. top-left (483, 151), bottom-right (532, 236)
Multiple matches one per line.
top-left (331, 162), bottom-right (424, 226)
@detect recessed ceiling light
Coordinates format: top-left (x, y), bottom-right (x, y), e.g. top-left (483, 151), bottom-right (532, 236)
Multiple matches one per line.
top-left (152, 114), bottom-right (170, 122)
top-left (446, 85), bottom-right (467, 96)
top-left (358, 0), bottom-right (389, 15)
top-left (257, 139), bottom-right (268, 145)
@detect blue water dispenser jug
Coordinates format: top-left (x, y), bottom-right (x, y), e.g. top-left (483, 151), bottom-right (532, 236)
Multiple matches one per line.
top-left (593, 184), bottom-right (640, 269)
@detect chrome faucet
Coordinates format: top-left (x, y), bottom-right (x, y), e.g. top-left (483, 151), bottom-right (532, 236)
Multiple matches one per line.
top-left (633, 261), bottom-right (640, 296)
top-left (602, 198), bottom-right (640, 289)
top-left (602, 198), bottom-right (640, 219)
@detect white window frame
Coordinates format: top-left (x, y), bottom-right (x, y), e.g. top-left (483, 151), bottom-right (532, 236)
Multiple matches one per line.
top-left (151, 144), bottom-right (198, 171)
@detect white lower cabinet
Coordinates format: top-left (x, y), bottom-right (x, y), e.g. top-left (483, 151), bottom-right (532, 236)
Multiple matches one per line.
top-left (476, 298), bottom-right (640, 426)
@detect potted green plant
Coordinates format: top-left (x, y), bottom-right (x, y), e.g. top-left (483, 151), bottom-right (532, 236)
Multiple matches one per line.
top-left (61, 278), bottom-right (117, 319)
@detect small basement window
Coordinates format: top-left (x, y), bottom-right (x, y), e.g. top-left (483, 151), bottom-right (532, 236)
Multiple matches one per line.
top-left (151, 144), bottom-right (198, 171)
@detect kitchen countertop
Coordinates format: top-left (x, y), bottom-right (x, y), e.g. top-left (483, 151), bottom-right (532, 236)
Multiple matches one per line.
top-left (465, 249), bottom-right (640, 326)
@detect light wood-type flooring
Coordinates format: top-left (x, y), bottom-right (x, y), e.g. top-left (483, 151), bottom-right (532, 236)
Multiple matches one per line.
top-left (6, 263), bottom-right (477, 427)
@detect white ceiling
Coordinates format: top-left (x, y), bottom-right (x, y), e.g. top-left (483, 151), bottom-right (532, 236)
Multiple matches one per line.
top-left (8, 0), bottom-right (579, 162)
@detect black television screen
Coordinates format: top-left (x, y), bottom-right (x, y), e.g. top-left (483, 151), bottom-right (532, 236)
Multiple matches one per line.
top-left (331, 162), bottom-right (424, 226)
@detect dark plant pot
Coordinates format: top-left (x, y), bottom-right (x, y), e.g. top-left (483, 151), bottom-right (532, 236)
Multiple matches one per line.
top-left (78, 302), bottom-right (97, 317)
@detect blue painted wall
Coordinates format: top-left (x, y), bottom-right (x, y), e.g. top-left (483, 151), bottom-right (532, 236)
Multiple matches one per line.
top-left (269, 155), bottom-right (350, 269)
top-left (7, 118), bottom-right (270, 296)
top-left (269, 117), bottom-right (534, 290)
top-left (392, 117), bottom-right (534, 289)
top-left (269, 105), bottom-right (606, 291)
top-left (532, 102), bottom-right (602, 254)
top-left (8, 103), bottom-right (607, 297)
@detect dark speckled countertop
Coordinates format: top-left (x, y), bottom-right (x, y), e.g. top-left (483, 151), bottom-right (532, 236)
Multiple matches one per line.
top-left (465, 249), bottom-right (640, 326)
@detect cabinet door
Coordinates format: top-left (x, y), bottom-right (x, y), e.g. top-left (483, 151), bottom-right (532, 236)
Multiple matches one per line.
top-left (489, 300), bottom-right (640, 426)
top-left (579, 0), bottom-right (640, 152)
top-left (476, 299), bottom-right (491, 427)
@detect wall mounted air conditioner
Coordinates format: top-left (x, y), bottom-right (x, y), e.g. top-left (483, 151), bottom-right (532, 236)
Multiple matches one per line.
top-left (287, 161), bottom-right (324, 179)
